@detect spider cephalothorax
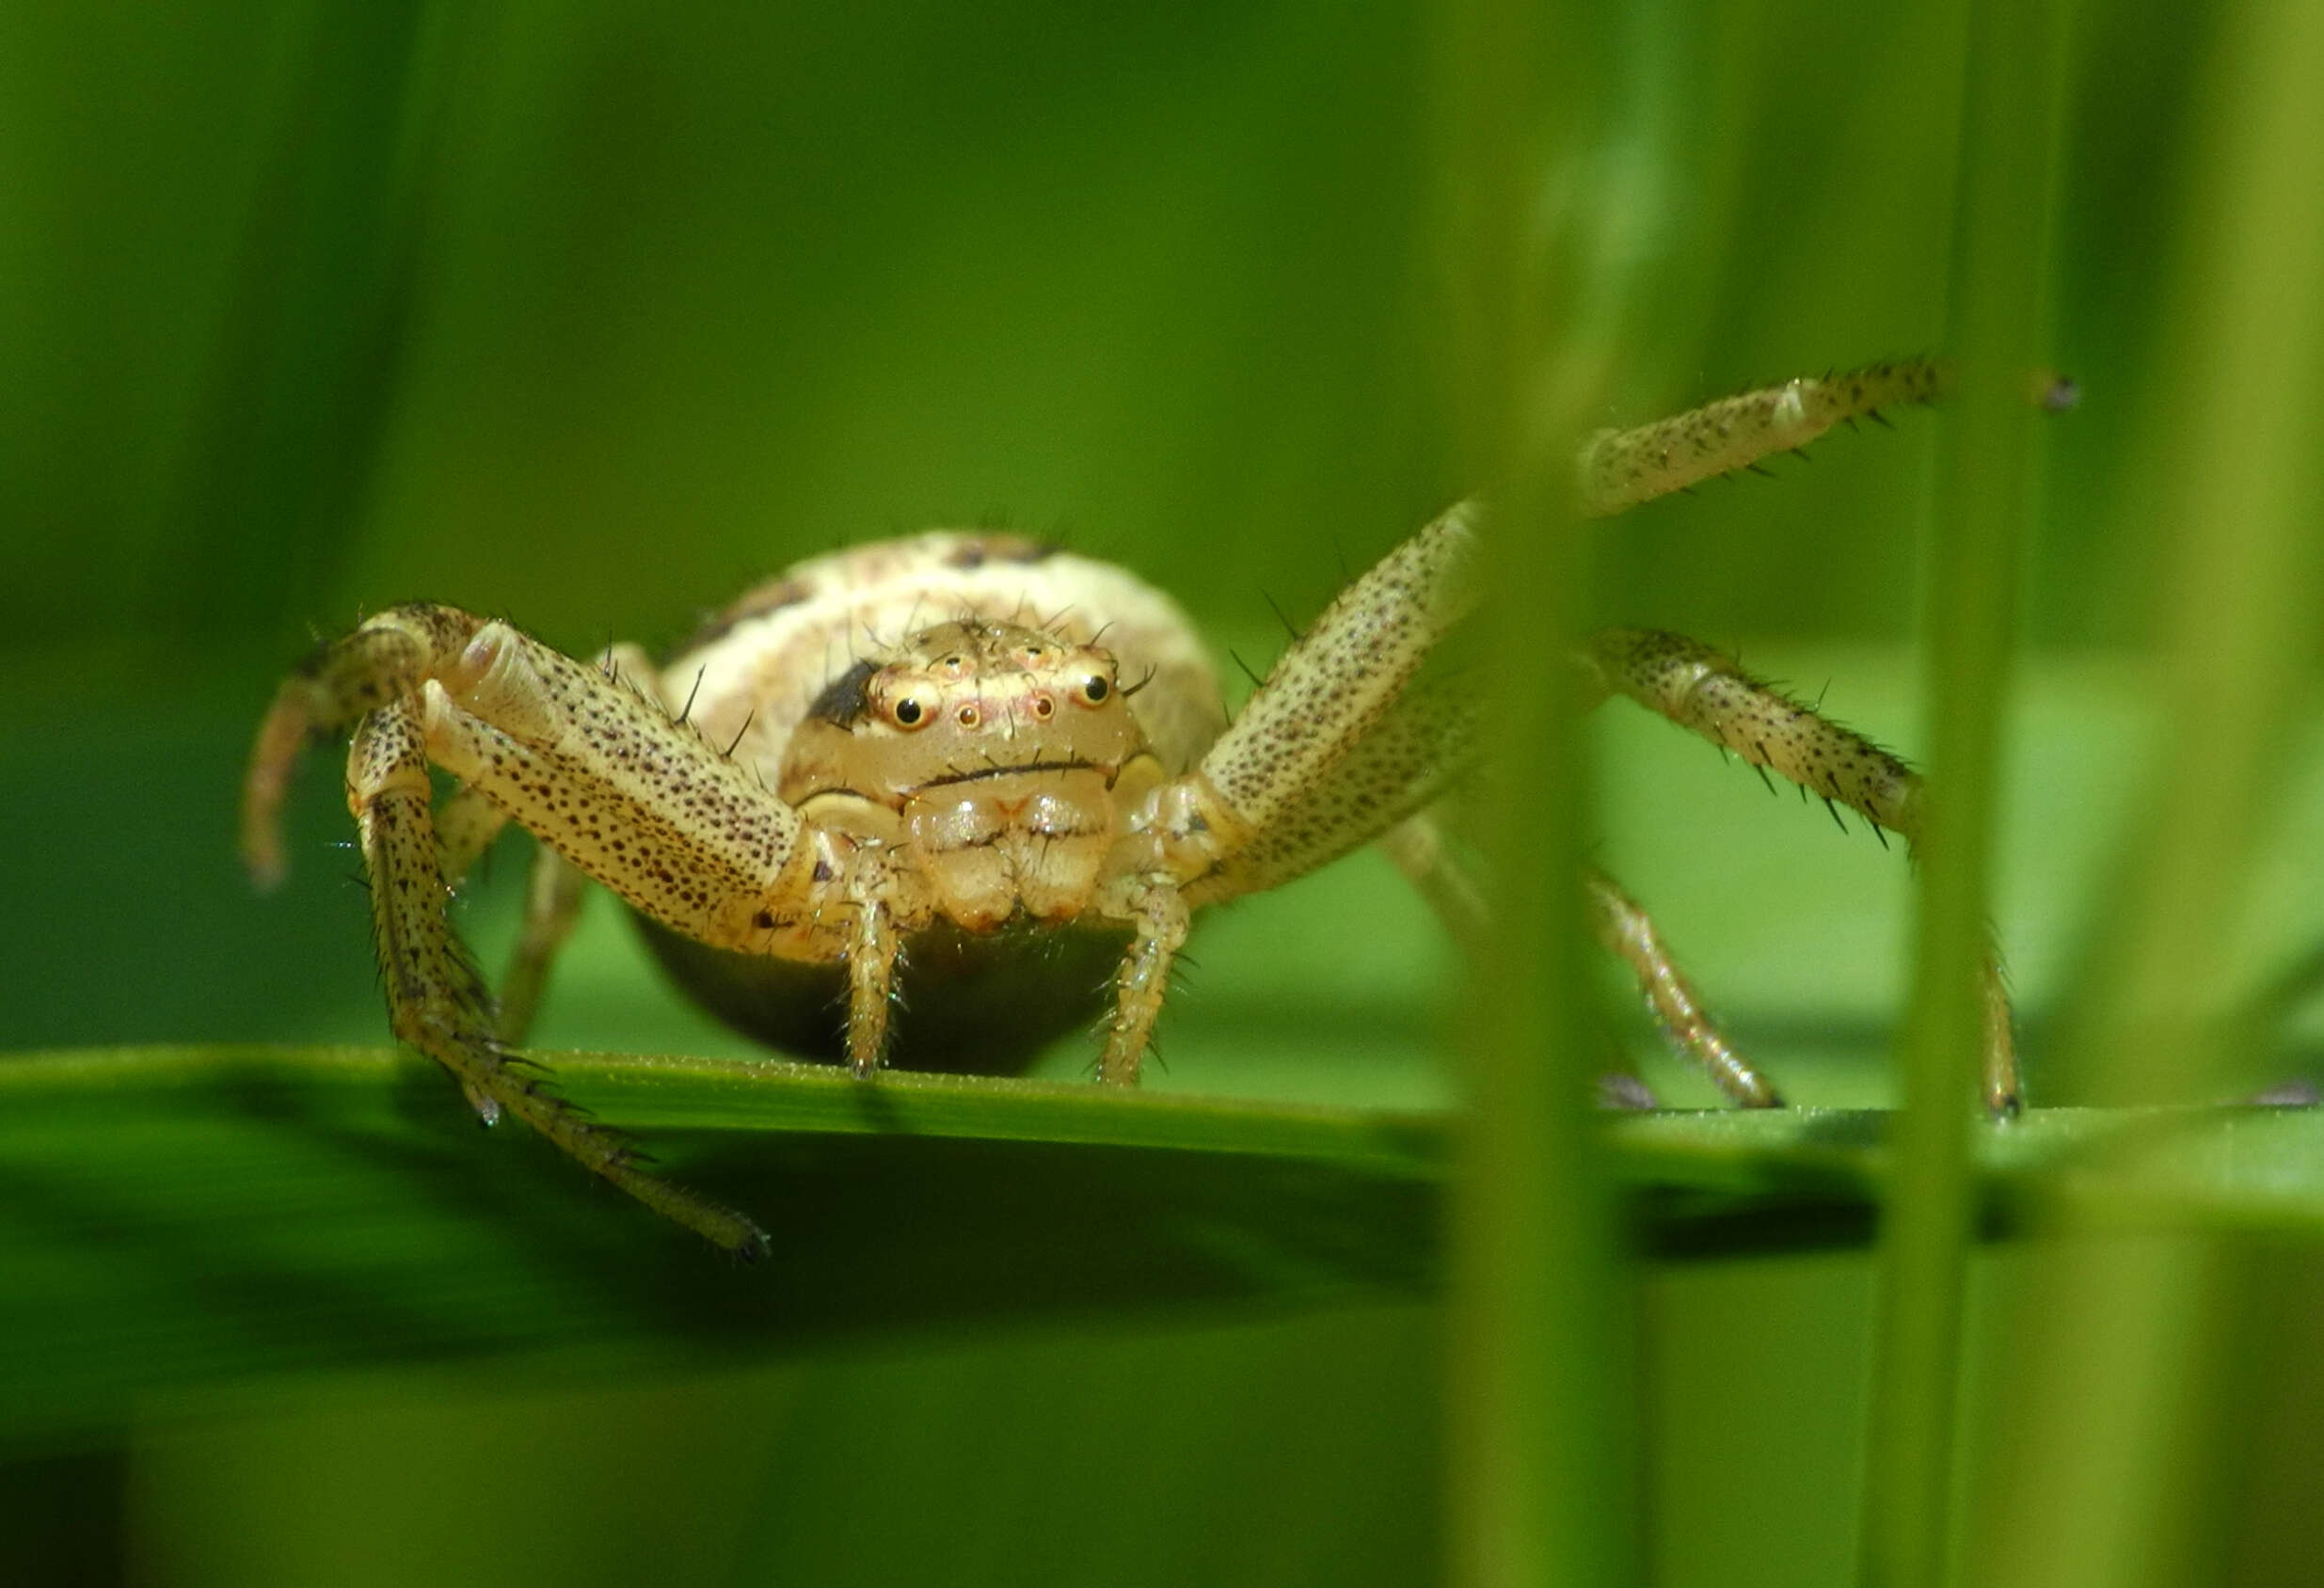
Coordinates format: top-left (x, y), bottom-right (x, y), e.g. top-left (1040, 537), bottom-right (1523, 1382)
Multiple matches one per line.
top-left (243, 357), bottom-right (2020, 1255)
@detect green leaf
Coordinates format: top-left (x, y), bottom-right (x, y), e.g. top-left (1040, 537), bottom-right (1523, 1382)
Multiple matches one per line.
top-left (7, 1042), bottom-right (2322, 1450)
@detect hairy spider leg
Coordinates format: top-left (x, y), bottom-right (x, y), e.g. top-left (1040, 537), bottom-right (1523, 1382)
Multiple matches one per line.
top-left (444, 642), bottom-right (665, 1050)
top-left (1381, 810), bottom-right (1776, 1106)
top-left (1584, 866), bottom-right (1782, 1108)
top-left (245, 604), bottom-right (827, 1252)
top-left (347, 694), bottom-right (770, 1256)
top-left (1579, 627), bottom-right (2019, 1114)
top-left (1082, 506), bottom-right (1482, 1084)
top-left (1580, 358), bottom-right (1945, 515)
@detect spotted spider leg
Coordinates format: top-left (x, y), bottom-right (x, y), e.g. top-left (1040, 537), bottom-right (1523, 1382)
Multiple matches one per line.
top-left (1105, 357), bottom-right (2019, 1110)
top-left (434, 763), bottom-right (599, 1048)
top-left (1579, 357), bottom-right (1945, 515)
top-left (1380, 811), bottom-right (1779, 1107)
top-left (1089, 505), bottom-right (1482, 1082)
top-left (246, 608), bottom-right (813, 1254)
top-left (427, 643), bottom-right (661, 1047)
top-left (1579, 629), bottom-right (2017, 1114)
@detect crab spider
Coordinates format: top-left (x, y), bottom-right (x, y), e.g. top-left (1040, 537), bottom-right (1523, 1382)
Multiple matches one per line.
top-left (243, 357), bottom-right (2015, 1255)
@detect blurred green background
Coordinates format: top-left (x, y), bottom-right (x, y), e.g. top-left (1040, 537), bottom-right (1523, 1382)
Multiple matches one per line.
top-left (5, 1), bottom-right (2322, 1584)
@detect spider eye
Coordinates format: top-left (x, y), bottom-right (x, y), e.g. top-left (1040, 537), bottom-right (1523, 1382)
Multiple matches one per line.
top-left (1079, 675), bottom-right (1110, 705)
top-left (955, 703), bottom-right (981, 728)
top-left (890, 694), bottom-right (929, 729)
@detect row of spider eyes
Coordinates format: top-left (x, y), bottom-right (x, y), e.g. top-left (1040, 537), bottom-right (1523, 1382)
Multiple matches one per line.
top-left (881, 671), bottom-right (1112, 731)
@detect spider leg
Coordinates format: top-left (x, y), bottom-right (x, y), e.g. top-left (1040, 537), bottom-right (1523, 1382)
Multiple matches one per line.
top-left (497, 847), bottom-right (590, 1046)
top-left (1584, 865), bottom-right (1781, 1108)
top-left (1580, 358), bottom-right (1944, 516)
top-left (1090, 506), bottom-right (1481, 1083)
top-left (246, 605), bottom-right (827, 1251)
top-left (1119, 504), bottom-right (1483, 909)
top-left (843, 857), bottom-right (901, 1078)
top-left (1579, 627), bottom-right (2020, 1114)
top-left (434, 786), bottom-right (510, 884)
top-left (1380, 809), bottom-right (1777, 1107)
top-left (1377, 810), bottom-right (1488, 951)
top-left (348, 698), bottom-right (769, 1256)
top-left (1097, 885), bottom-right (1191, 1087)
top-left (429, 780), bottom-right (591, 1046)
top-left (489, 643), bottom-right (660, 1046)
top-left (250, 605), bottom-right (815, 949)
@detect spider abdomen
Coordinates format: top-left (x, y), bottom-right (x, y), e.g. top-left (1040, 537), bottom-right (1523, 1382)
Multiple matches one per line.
top-left (629, 910), bottom-right (1130, 1075)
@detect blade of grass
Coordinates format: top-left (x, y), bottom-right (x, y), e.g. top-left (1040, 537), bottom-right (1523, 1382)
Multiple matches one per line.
top-left (1432, 0), bottom-right (1632, 1580)
top-left (1971, 0), bottom-right (2324, 1581)
top-left (1860, 0), bottom-right (2068, 1582)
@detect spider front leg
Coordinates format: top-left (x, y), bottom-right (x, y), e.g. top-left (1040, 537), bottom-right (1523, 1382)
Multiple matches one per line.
top-left (344, 697), bottom-right (771, 1254)
top-left (1098, 886), bottom-right (1193, 1087)
top-left (415, 786), bottom-right (592, 1047)
top-left (244, 605), bottom-right (819, 1253)
top-left (438, 642), bottom-right (661, 1048)
top-left (1092, 506), bottom-right (1484, 1083)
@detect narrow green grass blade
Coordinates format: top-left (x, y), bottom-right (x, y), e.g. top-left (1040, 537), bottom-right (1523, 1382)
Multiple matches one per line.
top-left (1431, 0), bottom-right (1629, 1578)
top-left (1971, 0), bottom-right (2324, 1581)
top-left (1864, 0), bottom-right (2069, 1582)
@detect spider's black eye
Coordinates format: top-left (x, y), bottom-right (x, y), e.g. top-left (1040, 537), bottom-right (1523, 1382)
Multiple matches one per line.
top-left (1080, 675), bottom-right (1110, 705)
top-left (893, 697), bottom-right (925, 727)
